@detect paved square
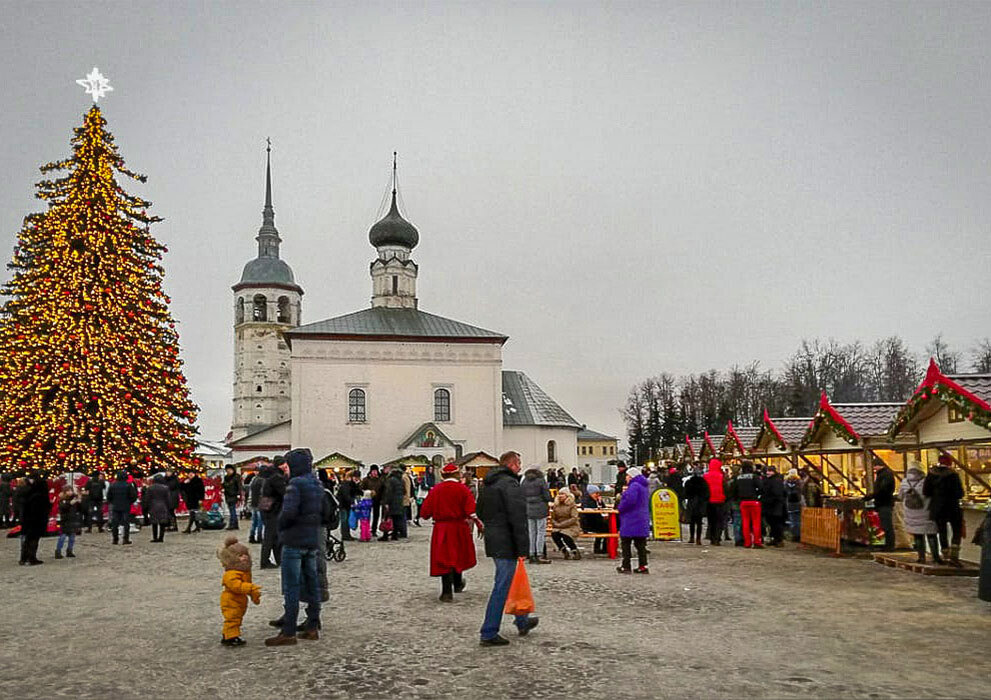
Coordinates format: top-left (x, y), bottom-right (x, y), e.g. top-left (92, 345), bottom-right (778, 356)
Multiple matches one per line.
top-left (0, 527), bottom-right (986, 699)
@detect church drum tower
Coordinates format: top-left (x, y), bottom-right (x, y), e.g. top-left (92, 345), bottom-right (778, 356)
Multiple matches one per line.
top-left (230, 143), bottom-right (302, 441)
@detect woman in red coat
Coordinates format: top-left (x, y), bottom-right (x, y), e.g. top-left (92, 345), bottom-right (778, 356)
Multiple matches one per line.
top-left (419, 463), bottom-right (482, 602)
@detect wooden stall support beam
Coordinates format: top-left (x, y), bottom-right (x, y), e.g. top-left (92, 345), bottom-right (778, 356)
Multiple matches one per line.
top-left (863, 447), bottom-right (875, 492)
top-left (938, 448), bottom-right (991, 494)
top-left (798, 454), bottom-right (845, 495)
top-left (821, 453), bottom-right (867, 496)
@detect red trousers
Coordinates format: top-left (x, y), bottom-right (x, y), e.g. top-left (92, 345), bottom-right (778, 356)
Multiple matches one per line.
top-left (740, 500), bottom-right (762, 547)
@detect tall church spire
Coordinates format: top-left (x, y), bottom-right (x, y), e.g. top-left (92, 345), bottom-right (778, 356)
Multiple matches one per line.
top-left (257, 138), bottom-right (281, 259)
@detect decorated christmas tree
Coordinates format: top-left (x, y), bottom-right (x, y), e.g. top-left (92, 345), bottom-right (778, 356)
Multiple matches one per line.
top-left (0, 71), bottom-right (199, 476)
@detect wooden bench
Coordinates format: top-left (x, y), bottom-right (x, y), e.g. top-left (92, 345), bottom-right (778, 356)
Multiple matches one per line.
top-left (546, 508), bottom-right (619, 558)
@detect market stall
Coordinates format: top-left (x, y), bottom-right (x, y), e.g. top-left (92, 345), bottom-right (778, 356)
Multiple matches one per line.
top-left (453, 451), bottom-right (500, 481)
top-left (719, 421), bottom-right (760, 466)
top-left (749, 410), bottom-right (812, 473)
top-left (888, 360), bottom-right (991, 563)
top-left (313, 451), bottom-right (363, 479)
top-left (698, 432), bottom-right (725, 463)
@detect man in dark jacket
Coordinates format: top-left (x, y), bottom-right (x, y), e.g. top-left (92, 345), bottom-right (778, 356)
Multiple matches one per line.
top-left (248, 469), bottom-right (266, 543)
top-left (106, 470), bottom-right (137, 545)
top-left (336, 471), bottom-right (360, 541)
top-left (164, 470), bottom-right (181, 531)
top-left (762, 465), bottom-right (786, 547)
top-left (380, 468), bottom-right (406, 541)
top-left (18, 472), bottom-right (51, 565)
top-left (360, 465), bottom-right (384, 535)
top-left (732, 461), bottom-right (764, 548)
top-left (181, 473), bottom-right (205, 533)
top-left (266, 448), bottom-right (323, 647)
top-left (222, 466), bottom-right (243, 530)
top-left (261, 458), bottom-right (288, 568)
top-left (924, 454), bottom-right (966, 567)
top-left (85, 472), bottom-right (106, 533)
top-left (475, 451), bottom-right (538, 646)
top-left (869, 459), bottom-right (897, 551)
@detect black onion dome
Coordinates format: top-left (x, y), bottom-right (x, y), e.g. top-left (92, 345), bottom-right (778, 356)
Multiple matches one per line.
top-left (369, 191), bottom-right (419, 249)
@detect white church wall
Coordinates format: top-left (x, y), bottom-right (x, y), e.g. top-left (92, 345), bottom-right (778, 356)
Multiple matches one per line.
top-left (290, 338), bottom-right (504, 465)
top-left (504, 425), bottom-right (579, 472)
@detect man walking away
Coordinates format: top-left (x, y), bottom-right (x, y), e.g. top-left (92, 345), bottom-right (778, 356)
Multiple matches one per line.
top-left (85, 472), bottom-right (106, 533)
top-left (924, 454), bottom-right (966, 567)
top-left (762, 465), bottom-right (786, 547)
top-left (106, 470), bottom-right (137, 546)
top-left (266, 448), bottom-right (323, 646)
top-left (182, 472), bottom-right (205, 534)
top-left (869, 458), bottom-right (897, 552)
top-left (475, 451), bottom-right (539, 647)
top-left (222, 466), bottom-right (243, 530)
top-left (260, 457), bottom-right (287, 568)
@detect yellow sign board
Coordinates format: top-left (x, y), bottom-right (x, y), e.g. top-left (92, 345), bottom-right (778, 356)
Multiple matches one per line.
top-left (651, 488), bottom-right (680, 540)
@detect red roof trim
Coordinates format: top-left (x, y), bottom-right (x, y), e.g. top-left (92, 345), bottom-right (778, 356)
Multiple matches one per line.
top-left (818, 392), bottom-right (862, 441)
top-left (917, 358), bottom-right (991, 412)
top-left (727, 420), bottom-right (747, 455)
top-left (763, 409), bottom-right (788, 448)
top-left (684, 435), bottom-right (695, 458)
top-left (704, 431), bottom-right (717, 455)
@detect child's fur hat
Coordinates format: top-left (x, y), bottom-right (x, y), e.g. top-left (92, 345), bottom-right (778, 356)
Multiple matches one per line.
top-left (217, 535), bottom-right (252, 572)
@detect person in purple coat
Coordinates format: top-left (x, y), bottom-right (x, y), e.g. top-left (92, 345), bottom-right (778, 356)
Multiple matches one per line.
top-left (616, 467), bottom-right (650, 574)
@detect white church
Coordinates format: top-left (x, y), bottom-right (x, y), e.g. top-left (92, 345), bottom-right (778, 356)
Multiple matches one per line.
top-left (228, 150), bottom-right (583, 473)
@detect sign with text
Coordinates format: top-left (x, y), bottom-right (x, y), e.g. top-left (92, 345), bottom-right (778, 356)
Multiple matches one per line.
top-left (651, 488), bottom-right (680, 540)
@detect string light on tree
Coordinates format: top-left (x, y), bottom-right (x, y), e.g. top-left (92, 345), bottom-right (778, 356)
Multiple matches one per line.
top-left (0, 73), bottom-right (199, 476)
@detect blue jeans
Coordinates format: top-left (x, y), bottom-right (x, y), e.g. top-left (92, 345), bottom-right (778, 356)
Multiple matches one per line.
top-left (480, 558), bottom-right (530, 641)
top-left (527, 517), bottom-right (547, 557)
top-left (281, 546), bottom-right (321, 636)
top-left (227, 501), bottom-right (238, 528)
top-left (56, 532), bottom-right (75, 553)
top-left (250, 508), bottom-right (264, 539)
top-left (788, 508), bottom-right (802, 541)
top-left (729, 505), bottom-right (743, 545)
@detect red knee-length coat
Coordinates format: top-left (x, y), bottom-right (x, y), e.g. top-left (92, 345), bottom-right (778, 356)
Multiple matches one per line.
top-left (419, 479), bottom-right (478, 576)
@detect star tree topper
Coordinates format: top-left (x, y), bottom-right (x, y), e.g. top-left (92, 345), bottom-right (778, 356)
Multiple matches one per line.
top-left (76, 67), bottom-right (113, 103)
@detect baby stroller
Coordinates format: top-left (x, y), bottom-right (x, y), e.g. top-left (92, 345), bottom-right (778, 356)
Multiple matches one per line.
top-left (325, 529), bottom-right (347, 562)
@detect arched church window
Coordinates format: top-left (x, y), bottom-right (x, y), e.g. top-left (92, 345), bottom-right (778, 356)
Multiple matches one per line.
top-left (547, 440), bottom-right (557, 464)
top-left (348, 388), bottom-right (366, 423)
top-left (235, 298), bottom-right (244, 324)
top-left (256, 385), bottom-right (262, 393)
top-left (277, 296), bottom-right (290, 323)
top-left (434, 388), bottom-right (451, 422)
top-left (252, 295), bottom-right (267, 322)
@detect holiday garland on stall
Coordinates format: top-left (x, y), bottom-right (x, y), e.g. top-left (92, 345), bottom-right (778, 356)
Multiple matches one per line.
top-left (0, 105), bottom-right (200, 475)
top-left (889, 359), bottom-right (991, 437)
top-left (801, 392), bottom-right (860, 447)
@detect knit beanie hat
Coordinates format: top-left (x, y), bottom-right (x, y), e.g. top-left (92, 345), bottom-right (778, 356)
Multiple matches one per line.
top-left (627, 467), bottom-right (642, 479)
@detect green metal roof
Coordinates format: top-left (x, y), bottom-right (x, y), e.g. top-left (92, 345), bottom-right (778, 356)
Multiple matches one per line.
top-left (286, 307), bottom-right (507, 342)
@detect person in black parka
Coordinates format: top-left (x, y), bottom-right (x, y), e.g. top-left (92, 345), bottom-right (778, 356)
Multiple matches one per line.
top-left (260, 458), bottom-right (288, 568)
top-left (683, 467), bottom-right (710, 545)
top-left (924, 454), bottom-right (966, 567)
top-left (181, 473), bottom-right (205, 533)
top-left (19, 472), bottom-right (51, 565)
top-left (762, 465), bottom-right (787, 546)
top-left (475, 451), bottom-right (538, 646)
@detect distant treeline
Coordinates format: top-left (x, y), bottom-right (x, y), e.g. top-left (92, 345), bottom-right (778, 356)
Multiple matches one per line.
top-left (623, 334), bottom-right (991, 462)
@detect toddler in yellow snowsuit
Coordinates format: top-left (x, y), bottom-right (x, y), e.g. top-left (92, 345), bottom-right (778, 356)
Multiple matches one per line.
top-left (217, 535), bottom-right (261, 646)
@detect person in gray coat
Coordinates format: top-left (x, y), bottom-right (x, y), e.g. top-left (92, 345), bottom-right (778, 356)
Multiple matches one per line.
top-left (145, 475), bottom-right (172, 543)
top-left (520, 468), bottom-right (552, 564)
top-left (899, 462), bottom-right (941, 564)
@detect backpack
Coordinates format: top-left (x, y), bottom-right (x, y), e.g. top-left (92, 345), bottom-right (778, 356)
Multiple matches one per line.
top-left (903, 481), bottom-right (924, 510)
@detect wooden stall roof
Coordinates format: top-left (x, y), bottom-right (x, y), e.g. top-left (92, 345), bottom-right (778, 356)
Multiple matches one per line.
top-left (684, 436), bottom-right (704, 460)
top-left (699, 432), bottom-right (725, 460)
top-left (800, 392), bottom-right (904, 449)
top-left (752, 410), bottom-right (813, 454)
top-left (382, 454), bottom-right (432, 468)
top-left (722, 421), bottom-right (760, 456)
top-left (890, 359), bottom-right (991, 437)
top-left (454, 451), bottom-right (500, 468)
top-left (313, 452), bottom-right (363, 469)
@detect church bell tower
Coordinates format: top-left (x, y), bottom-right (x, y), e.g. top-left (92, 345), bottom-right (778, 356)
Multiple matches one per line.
top-left (230, 141), bottom-right (303, 441)
top-left (368, 153), bottom-right (420, 309)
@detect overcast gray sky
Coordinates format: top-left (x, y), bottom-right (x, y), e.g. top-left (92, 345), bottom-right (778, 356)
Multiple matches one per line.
top-left (2, 2), bottom-right (989, 446)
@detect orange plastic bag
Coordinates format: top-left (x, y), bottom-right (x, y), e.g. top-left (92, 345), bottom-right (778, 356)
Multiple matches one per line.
top-left (503, 557), bottom-right (536, 615)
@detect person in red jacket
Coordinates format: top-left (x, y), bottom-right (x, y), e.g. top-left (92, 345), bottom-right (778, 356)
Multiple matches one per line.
top-left (419, 463), bottom-right (482, 602)
top-left (703, 458), bottom-right (728, 546)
